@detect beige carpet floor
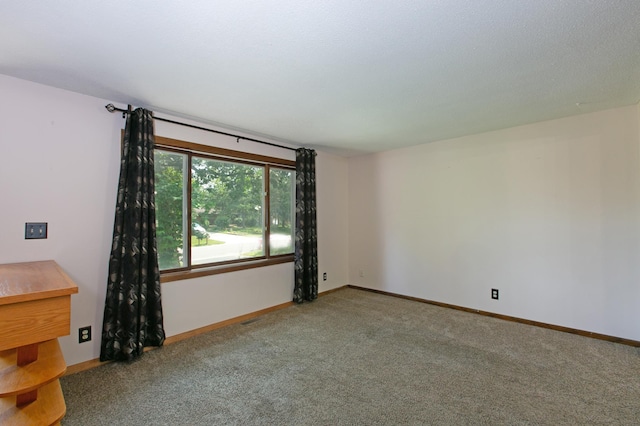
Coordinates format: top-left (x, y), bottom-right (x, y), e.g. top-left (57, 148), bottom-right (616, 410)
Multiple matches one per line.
top-left (61, 287), bottom-right (640, 425)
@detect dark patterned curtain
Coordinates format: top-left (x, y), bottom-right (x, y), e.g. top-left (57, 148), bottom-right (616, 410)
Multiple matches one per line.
top-left (100, 108), bottom-right (165, 362)
top-left (293, 148), bottom-right (318, 303)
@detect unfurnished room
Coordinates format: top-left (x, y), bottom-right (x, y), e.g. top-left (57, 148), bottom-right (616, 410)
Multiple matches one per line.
top-left (0, 1), bottom-right (639, 425)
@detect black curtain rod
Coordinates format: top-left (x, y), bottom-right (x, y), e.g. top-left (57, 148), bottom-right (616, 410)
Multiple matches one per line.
top-left (105, 104), bottom-right (297, 152)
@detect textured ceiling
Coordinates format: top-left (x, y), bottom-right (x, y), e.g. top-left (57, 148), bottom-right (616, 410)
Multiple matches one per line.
top-left (1, 1), bottom-right (639, 156)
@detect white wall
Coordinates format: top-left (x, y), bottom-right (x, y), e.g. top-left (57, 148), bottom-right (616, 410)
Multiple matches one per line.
top-left (316, 151), bottom-right (349, 292)
top-left (0, 74), bottom-right (349, 366)
top-left (348, 105), bottom-right (640, 341)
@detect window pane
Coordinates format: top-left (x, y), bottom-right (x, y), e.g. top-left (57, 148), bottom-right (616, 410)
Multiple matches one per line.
top-left (191, 157), bottom-right (265, 264)
top-left (155, 150), bottom-right (188, 270)
top-left (269, 168), bottom-right (295, 255)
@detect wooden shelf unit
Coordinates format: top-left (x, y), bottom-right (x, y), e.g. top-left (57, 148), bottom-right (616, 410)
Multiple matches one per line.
top-left (0, 260), bottom-right (78, 426)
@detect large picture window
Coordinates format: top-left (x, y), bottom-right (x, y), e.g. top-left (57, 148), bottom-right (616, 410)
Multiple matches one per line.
top-left (154, 136), bottom-right (295, 280)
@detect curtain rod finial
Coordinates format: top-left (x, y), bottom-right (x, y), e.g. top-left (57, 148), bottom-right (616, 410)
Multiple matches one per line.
top-left (105, 104), bottom-right (116, 113)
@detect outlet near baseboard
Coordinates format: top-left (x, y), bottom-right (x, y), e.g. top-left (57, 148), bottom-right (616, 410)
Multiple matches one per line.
top-left (79, 326), bottom-right (91, 343)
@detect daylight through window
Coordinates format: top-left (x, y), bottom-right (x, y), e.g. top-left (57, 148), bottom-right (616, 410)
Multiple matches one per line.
top-left (154, 137), bottom-right (295, 278)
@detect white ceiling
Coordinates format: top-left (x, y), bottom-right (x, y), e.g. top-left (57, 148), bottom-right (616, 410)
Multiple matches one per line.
top-left (1, 1), bottom-right (639, 156)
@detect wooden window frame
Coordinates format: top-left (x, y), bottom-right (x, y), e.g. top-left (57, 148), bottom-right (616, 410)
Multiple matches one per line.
top-left (155, 136), bottom-right (295, 283)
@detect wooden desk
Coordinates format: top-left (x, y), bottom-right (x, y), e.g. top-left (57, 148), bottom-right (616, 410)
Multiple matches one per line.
top-left (0, 260), bottom-right (78, 425)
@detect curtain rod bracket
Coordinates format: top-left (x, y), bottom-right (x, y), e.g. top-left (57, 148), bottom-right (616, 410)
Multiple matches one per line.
top-left (105, 103), bottom-right (129, 118)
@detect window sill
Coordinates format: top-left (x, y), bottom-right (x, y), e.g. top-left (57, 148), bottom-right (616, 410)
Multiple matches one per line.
top-left (160, 255), bottom-right (294, 283)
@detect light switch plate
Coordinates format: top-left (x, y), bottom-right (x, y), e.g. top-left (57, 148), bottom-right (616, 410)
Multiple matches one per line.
top-left (25, 222), bottom-right (47, 239)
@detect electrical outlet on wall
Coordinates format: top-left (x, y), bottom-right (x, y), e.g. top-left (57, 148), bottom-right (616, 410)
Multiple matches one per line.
top-left (79, 326), bottom-right (91, 343)
top-left (491, 289), bottom-right (499, 300)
